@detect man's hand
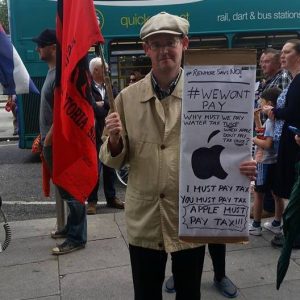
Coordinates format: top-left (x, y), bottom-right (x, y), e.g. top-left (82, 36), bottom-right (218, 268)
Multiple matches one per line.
top-left (239, 160), bottom-right (257, 181)
top-left (105, 112), bottom-right (123, 155)
top-left (96, 101), bottom-right (104, 108)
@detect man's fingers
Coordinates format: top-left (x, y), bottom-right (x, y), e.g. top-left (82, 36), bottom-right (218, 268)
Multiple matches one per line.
top-left (105, 112), bottom-right (122, 138)
top-left (239, 160), bottom-right (257, 180)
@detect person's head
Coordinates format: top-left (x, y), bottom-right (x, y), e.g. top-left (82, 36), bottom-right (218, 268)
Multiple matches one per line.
top-left (259, 87), bottom-right (282, 108)
top-left (140, 12), bottom-right (189, 78)
top-left (129, 71), bottom-right (142, 85)
top-left (89, 57), bottom-right (108, 83)
top-left (280, 39), bottom-right (300, 76)
top-left (32, 29), bottom-right (56, 64)
top-left (260, 48), bottom-right (281, 78)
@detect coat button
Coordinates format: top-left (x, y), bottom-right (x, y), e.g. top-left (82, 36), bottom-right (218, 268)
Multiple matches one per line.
top-left (161, 144), bottom-right (166, 150)
top-left (160, 193), bottom-right (165, 198)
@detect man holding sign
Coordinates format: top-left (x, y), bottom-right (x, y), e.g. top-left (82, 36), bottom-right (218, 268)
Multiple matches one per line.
top-left (101, 12), bottom-right (256, 300)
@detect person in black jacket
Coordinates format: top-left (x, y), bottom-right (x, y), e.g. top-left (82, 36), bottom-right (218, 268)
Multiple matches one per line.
top-left (263, 39), bottom-right (300, 247)
top-left (87, 57), bottom-right (124, 214)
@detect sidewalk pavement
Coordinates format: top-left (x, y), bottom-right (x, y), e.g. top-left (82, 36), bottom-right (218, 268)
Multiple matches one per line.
top-left (1, 213), bottom-right (300, 300)
top-left (0, 104), bottom-right (18, 142)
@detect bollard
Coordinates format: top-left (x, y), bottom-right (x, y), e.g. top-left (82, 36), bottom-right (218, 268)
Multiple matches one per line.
top-left (55, 187), bottom-right (67, 231)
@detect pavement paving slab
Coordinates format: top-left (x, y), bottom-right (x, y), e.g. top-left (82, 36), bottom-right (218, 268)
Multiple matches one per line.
top-left (58, 237), bottom-right (130, 275)
top-left (241, 280), bottom-right (300, 300)
top-left (0, 260), bottom-right (59, 300)
top-left (60, 265), bottom-right (134, 300)
top-left (0, 235), bottom-right (55, 267)
top-left (1, 212), bottom-right (300, 299)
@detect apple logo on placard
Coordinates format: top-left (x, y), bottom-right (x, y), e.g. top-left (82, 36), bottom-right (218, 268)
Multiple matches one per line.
top-left (191, 130), bottom-right (228, 180)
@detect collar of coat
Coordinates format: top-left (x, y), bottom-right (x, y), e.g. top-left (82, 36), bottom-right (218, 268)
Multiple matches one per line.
top-left (140, 68), bottom-right (183, 103)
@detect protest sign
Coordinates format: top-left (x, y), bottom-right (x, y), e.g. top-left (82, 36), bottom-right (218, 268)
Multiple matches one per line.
top-left (179, 49), bottom-right (256, 243)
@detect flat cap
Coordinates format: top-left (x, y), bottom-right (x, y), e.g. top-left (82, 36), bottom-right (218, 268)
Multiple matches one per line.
top-left (32, 28), bottom-right (56, 46)
top-left (140, 12), bottom-right (189, 40)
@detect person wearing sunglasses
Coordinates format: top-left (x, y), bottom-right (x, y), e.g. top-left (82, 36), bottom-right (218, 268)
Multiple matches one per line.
top-left (129, 71), bottom-right (143, 85)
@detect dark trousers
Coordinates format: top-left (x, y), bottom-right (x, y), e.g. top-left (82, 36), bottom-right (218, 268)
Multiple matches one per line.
top-left (283, 161), bottom-right (300, 245)
top-left (208, 244), bottom-right (226, 281)
top-left (263, 190), bottom-right (275, 212)
top-left (88, 163), bottom-right (116, 203)
top-left (129, 244), bottom-right (205, 300)
top-left (103, 164), bottom-right (117, 201)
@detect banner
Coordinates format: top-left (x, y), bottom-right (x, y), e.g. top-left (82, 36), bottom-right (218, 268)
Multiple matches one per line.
top-left (0, 24), bottom-right (39, 95)
top-left (53, 0), bottom-right (104, 203)
top-left (179, 49), bottom-right (256, 243)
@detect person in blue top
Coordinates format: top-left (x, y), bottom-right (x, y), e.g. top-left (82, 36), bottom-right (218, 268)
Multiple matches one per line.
top-left (249, 87), bottom-right (282, 236)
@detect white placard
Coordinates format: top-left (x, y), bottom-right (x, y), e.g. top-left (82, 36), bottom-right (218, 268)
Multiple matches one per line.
top-left (179, 53), bottom-right (256, 242)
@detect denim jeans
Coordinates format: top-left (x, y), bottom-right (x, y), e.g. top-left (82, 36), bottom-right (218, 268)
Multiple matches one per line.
top-left (58, 188), bottom-right (87, 245)
top-left (43, 145), bottom-right (87, 245)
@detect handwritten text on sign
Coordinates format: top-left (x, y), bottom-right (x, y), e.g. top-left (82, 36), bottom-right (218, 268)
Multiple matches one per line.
top-left (179, 64), bottom-right (256, 239)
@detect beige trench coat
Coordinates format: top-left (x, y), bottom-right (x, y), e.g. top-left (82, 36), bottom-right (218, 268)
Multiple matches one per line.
top-left (100, 71), bottom-right (203, 252)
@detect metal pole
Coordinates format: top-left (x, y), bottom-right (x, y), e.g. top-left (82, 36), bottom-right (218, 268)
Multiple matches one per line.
top-left (95, 43), bottom-right (116, 112)
top-left (55, 187), bottom-right (67, 230)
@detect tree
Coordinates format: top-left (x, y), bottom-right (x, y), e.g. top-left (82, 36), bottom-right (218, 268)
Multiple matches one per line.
top-left (0, 0), bottom-right (9, 33)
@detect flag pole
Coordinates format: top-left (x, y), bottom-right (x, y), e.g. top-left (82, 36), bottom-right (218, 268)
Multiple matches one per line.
top-left (95, 44), bottom-right (116, 113)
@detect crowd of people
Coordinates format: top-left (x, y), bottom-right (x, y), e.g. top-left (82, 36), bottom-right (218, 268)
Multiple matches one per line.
top-left (250, 41), bottom-right (300, 251)
top-left (28, 10), bottom-right (300, 300)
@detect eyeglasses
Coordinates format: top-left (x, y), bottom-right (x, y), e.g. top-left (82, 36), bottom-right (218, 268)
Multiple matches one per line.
top-left (147, 39), bottom-right (181, 51)
top-left (129, 77), bottom-right (136, 82)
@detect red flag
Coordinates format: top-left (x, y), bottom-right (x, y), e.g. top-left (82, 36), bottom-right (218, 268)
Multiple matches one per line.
top-left (53, 0), bottom-right (104, 203)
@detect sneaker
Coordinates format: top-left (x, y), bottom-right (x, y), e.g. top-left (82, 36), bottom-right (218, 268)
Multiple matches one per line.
top-left (106, 197), bottom-right (124, 209)
top-left (214, 276), bottom-right (238, 298)
top-left (271, 233), bottom-right (300, 249)
top-left (51, 228), bottom-right (68, 239)
top-left (164, 275), bottom-right (175, 293)
top-left (52, 240), bottom-right (85, 255)
top-left (263, 221), bottom-right (282, 234)
top-left (271, 233), bottom-right (284, 248)
top-left (87, 202), bottom-right (97, 215)
top-left (248, 223), bottom-right (262, 236)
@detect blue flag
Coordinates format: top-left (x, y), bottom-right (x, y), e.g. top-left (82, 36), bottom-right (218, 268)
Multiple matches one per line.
top-left (0, 23), bottom-right (39, 95)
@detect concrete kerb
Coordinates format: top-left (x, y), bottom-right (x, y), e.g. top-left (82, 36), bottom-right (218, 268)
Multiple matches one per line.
top-left (0, 136), bottom-right (19, 142)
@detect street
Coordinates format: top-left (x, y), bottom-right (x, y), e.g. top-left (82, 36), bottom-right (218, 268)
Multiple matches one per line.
top-left (2, 142), bottom-right (300, 300)
top-left (0, 140), bottom-right (126, 221)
